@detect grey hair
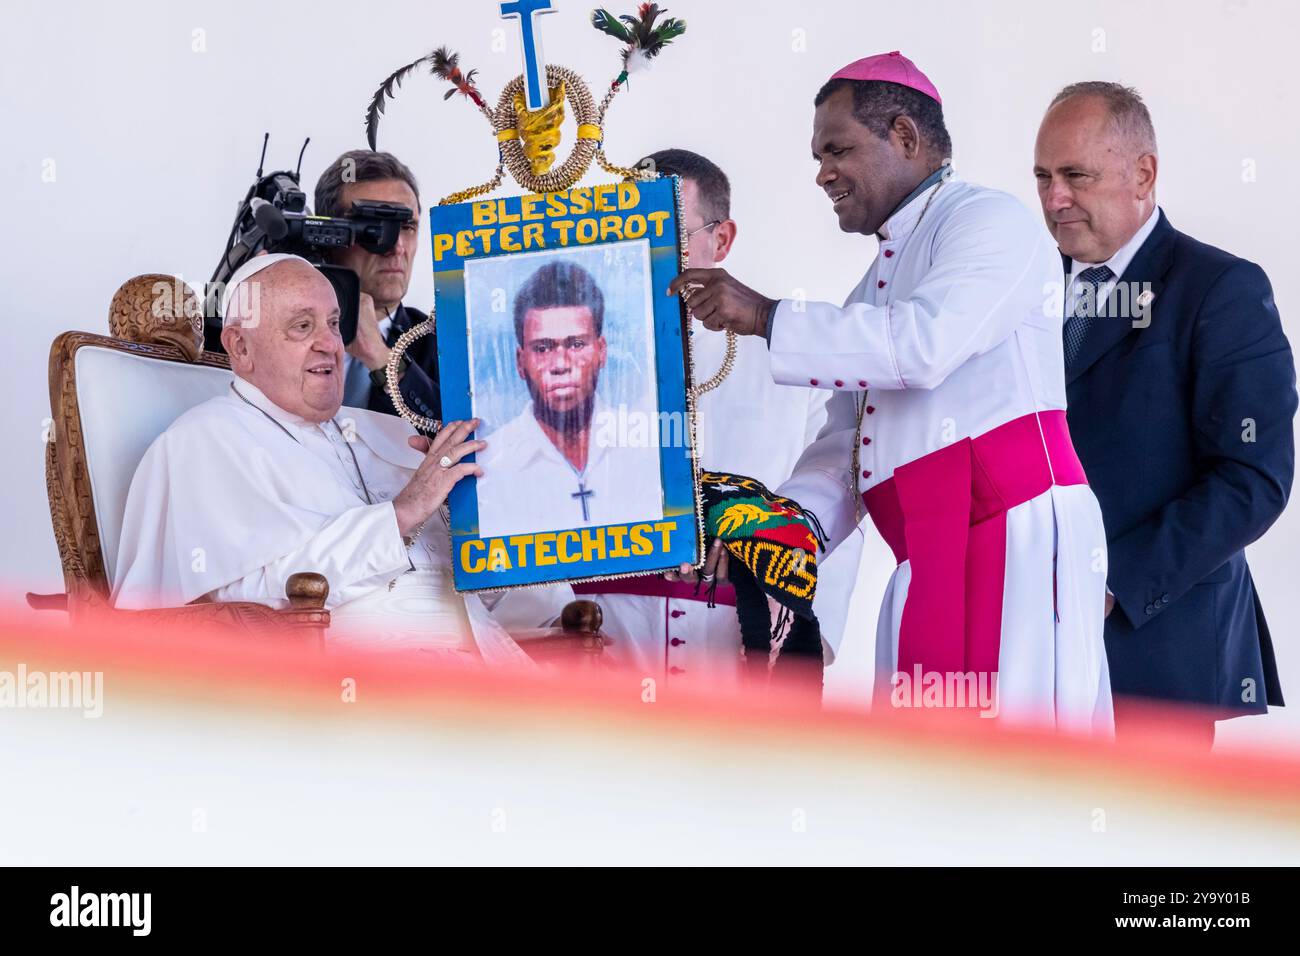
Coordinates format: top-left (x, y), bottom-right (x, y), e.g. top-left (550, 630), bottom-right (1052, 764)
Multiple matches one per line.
top-left (1050, 81), bottom-right (1158, 156)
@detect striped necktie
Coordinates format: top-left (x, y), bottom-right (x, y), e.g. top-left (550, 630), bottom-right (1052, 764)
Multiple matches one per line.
top-left (1063, 265), bottom-right (1114, 368)
top-left (385, 306), bottom-right (409, 346)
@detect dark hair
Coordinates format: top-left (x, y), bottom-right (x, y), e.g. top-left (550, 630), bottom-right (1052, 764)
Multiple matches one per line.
top-left (639, 148), bottom-right (731, 222)
top-left (313, 149), bottom-right (421, 218)
top-left (814, 78), bottom-right (952, 159)
top-left (513, 260), bottom-right (605, 342)
top-left (1048, 81), bottom-right (1158, 156)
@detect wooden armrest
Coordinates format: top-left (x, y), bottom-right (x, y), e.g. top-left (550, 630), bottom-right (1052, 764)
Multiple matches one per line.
top-left (115, 600), bottom-right (329, 641)
top-left (54, 575), bottom-right (610, 663)
top-left (65, 572), bottom-right (331, 646)
top-left (285, 572), bottom-right (329, 610)
top-left (511, 599), bottom-right (608, 665)
top-left (26, 592), bottom-right (69, 611)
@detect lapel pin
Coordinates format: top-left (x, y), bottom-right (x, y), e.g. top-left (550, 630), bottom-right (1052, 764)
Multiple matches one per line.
top-left (1132, 288), bottom-right (1156, 329)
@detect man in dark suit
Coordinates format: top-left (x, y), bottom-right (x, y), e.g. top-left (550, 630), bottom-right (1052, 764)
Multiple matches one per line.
top-left (1034, 82), bottom-right (1296, 741)
top-left (315, 149), bottom-right (440, 428)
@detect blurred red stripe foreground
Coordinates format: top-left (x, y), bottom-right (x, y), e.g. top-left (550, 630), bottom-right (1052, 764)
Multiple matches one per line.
top-left (2, 603), bottom-right (1297, 864)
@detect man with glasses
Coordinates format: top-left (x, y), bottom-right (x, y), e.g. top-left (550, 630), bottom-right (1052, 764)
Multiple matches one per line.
top-left (314, 149), bottom-right (441, 426)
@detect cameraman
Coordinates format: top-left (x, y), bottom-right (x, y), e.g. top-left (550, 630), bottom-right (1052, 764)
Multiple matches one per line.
top-left (314, 149), bottom-right (439, 425)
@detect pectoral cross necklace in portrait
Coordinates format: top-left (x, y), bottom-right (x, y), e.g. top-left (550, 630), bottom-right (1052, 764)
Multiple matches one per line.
top-left (229, 383), bottom-right (429, 590)
top-left (572, 479), bottom-right (595, 522)
top-left (555, 427), bottom-right (595, 522)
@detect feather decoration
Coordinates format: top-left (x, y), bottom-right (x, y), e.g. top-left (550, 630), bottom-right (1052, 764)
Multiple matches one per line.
top-left (625, 47), bottom-right (653, 74)
top-left (429, 46), bottom-right (484, 106)
top-left (592, 3), bottom-right (686, 71)
top-left (364, 51), bottom-right (435, 150)
top-left (591, 8), bottom-right (634, 43)
top-left (363, 45), bottom-right (485, 149)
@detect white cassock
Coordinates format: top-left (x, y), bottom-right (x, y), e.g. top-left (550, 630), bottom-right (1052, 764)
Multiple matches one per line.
top-left (111, 380), bottom-right (572, 664)
top-left (770, 170), bottom-right (1113, 734)
top-left (575, 328), bottom-right (868, 689)
top-left (475, 396), bottom-right (663, 538)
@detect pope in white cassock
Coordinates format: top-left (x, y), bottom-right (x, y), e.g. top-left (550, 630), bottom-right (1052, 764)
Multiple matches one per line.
top-left (670, 53), bottom-right (1114, 732)
top-left (574, 149), bottom-right (865, 690)
top-left (112, 254), bottom-right (572, 663)
top-left (475, 259), bottom-right (663, 538)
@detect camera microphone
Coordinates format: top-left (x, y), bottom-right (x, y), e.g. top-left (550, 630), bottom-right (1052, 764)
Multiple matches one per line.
top-left (250, 198), bottom-right (288, 241)
top-left (205, 136), bottom-right (414, 353)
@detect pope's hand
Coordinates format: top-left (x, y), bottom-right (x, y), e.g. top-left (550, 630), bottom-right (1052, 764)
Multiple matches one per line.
top-left (393, 419), bottom-right (484, 536)
top-left (667, 268), bottom-right (777, 337)
top-left (346, 292), bottom-right (392, 372)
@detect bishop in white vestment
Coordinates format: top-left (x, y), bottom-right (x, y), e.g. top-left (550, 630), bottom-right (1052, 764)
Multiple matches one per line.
top-left (669, 56), bottom-right (1112, 732)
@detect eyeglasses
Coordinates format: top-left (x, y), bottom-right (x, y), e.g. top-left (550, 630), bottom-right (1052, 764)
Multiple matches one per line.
top-left (686, 219), bottom-right (722, 239)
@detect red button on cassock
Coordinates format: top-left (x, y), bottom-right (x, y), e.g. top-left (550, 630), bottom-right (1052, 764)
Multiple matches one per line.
top-left (862, 470), bottom-right (872, 479)
top-left (834, 380), bottom-right (844, 387)
top-left (809, 379), bottom-right (819, 386)
top-left (878, 280), bottom-right (887, 288)
top-left (858, 380), bottom-right (868, 388)
top-left (884, 249), bottom-right (894, 258)
top-left (862, 436), bottom-right (871, 445)
top-left (866, 405), bottom-right (875, 414)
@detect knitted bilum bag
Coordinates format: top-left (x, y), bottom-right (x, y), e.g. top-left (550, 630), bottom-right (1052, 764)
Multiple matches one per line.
top-left (698, 472), bottom-right (828, 690)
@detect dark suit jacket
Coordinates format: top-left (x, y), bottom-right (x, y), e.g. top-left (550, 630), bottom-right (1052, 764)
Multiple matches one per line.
top-left (366, 304), bottom-right (441, 432)
top-left (1065, 210), bottom-right (1296, 715)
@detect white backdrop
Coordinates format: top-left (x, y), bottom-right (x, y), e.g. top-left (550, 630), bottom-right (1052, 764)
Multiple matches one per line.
top-left (3, 0), bottom-right (1297, 744)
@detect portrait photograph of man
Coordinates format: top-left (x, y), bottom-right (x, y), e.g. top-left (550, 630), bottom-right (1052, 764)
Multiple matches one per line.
top-left (471, 242), bottom-right (666, 539)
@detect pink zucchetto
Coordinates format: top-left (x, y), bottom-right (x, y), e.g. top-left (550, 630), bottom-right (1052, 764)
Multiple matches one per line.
top-left (829, 51), bottom-right (942, 105)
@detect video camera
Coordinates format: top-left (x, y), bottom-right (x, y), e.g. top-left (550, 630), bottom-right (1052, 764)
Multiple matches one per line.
top-left (204, 136), bottom-right (414, 352)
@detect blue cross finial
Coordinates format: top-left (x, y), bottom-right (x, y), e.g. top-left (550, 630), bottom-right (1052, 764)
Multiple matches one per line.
top-left (499, 0), bottom-right (557, 112)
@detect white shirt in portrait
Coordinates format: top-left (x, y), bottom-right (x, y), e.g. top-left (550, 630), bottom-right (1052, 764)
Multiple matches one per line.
top-left (475, 395), bottom-right (664, 538)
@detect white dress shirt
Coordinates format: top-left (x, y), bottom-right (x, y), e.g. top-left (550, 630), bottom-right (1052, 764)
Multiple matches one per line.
top-left (1065, 206), bottom-right (1160, 320)
top-left (475, 395), bottom-right (664, 538)
top-left (342, 310), bottom-right (396, 407)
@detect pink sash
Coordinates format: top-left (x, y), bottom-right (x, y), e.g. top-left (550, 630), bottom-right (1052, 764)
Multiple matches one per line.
top-left (861, 410), bottom-right (1087, 676)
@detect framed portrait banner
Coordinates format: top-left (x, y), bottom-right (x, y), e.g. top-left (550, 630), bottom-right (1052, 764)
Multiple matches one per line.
top-left (430, 176), bottom-right (699, 592)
